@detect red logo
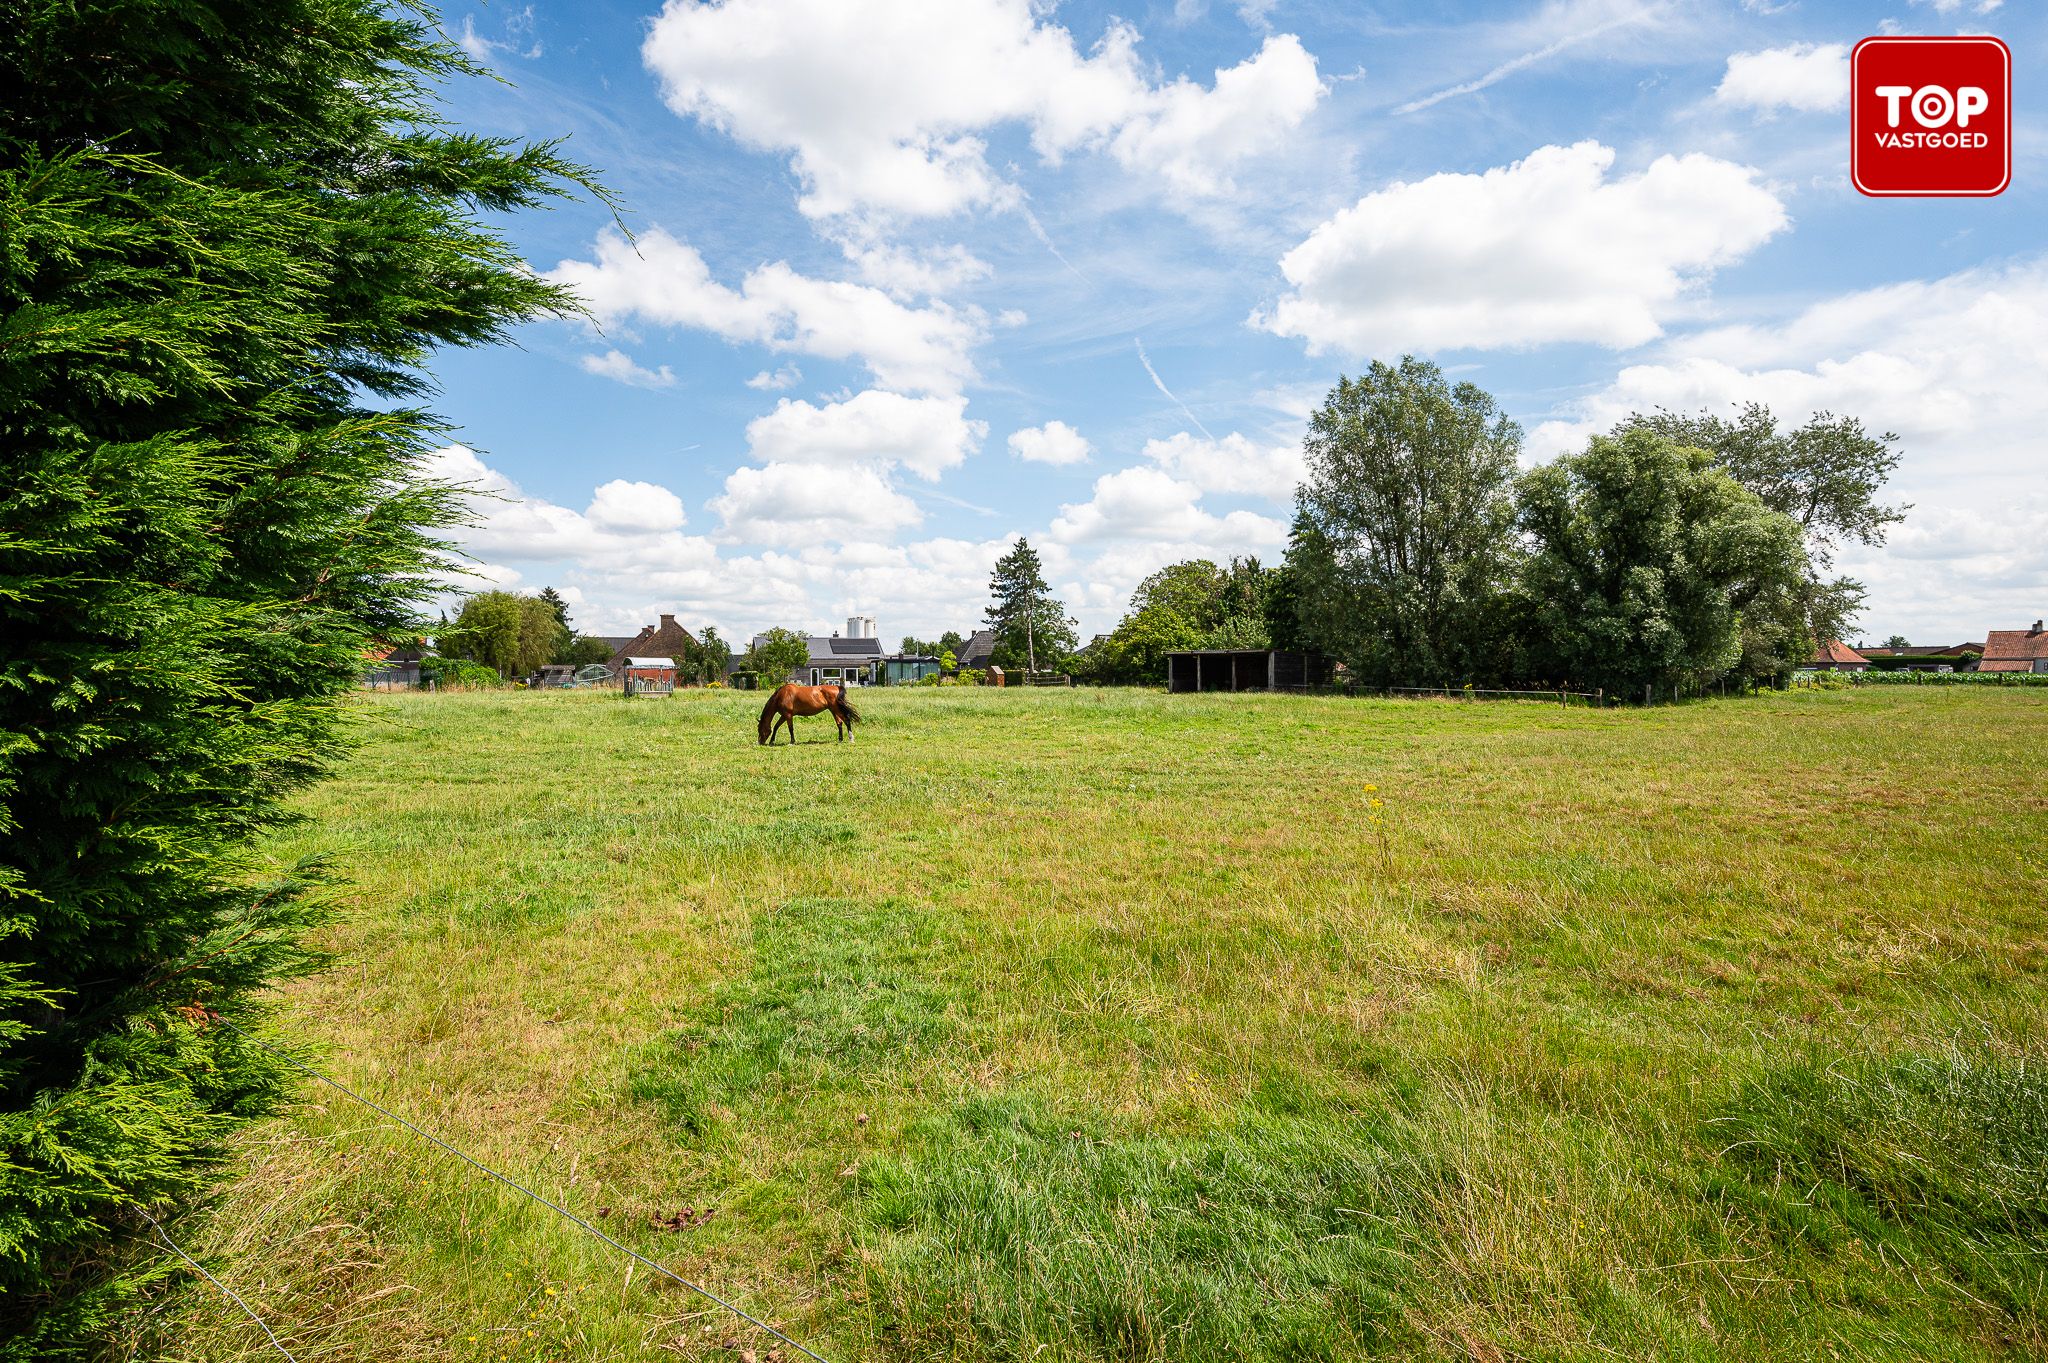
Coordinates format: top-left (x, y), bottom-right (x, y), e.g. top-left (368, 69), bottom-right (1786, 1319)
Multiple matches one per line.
top-left (1852, 36), bottom-right (2010, 197)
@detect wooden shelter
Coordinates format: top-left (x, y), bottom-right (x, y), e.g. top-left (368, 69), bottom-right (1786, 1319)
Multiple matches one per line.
top-left (1166, 649), bottom-right (1332, 694)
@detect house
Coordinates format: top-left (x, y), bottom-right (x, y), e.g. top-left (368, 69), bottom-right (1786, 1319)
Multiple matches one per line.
top-left (605, 614), bottom-right (698, 678)
top-left (752, 617), bottom-right (887, 685)
top-left (1979, 620), bottom-right (2048, 673)
top-left (1807, 640), bottom-right (1870, 672)
top-left (956, 629), bottom-right (996, 671)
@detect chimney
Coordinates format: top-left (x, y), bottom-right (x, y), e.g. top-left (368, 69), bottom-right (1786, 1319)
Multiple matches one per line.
top-left (660, 613), bottom-right (676, 630)
top-left (2033, 619), bottom-right (2043, 634)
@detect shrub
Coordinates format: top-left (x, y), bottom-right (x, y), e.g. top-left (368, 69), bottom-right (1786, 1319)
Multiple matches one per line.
top-left (418, 657), bottom-right (503, 691)
top-left (0, 1), bottom-right (590, 1347)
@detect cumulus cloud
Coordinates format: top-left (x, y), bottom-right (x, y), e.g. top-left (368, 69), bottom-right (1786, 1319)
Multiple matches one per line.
top-left (708, 461), bottom-right (924, 546)
top-left (1048, 465), bottom-right (1287, 547)
top-left (579, 349), bottom-right (678, 388)
top-left (545, 228), bottom-right (985, 394)
top-left (1007, 420), bottom-right (1093, 466)
top-left (640, 0), bottom-right (1326, 220)
top-left (744, 390), bottom-right (986, 481)
top-left (1714, 43), bottom-right (1848, 114)
top-left (1142, 431), bottom-right (1303, 498)
top-left (1255, 141), bottom-right (1787, 353)
top-left (586, 479), bottom-right (687, 534)
top-left (746, 364), bottom-right (803, 390)
top-left (1529, 255), bottom-right (2048, 639)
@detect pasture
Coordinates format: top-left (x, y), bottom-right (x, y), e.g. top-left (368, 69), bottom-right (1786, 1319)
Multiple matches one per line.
top-left (150, 686), bottom-right (2047, 1362)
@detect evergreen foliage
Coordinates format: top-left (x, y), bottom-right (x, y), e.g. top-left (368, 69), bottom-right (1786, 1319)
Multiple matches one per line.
top-left (0, 0), bottom-right (594, 1348)
top-left (983, 538), bottom-right (1076, 671)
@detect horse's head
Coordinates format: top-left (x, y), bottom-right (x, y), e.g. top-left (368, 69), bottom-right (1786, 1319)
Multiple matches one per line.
top-left (758, 688), bottom-right (779, 744)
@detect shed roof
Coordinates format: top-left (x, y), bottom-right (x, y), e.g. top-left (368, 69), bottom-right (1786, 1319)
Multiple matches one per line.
top-left (623, 656), bottom-right (677, 668)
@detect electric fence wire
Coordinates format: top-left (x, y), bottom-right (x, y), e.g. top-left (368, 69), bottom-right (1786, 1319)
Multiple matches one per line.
top-left (213, 1017), bottom-right (835, 1363)
top-left (136, 1208), bottom-right (300, 1362)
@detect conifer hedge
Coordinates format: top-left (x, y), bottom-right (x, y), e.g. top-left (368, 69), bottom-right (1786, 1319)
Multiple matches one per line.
top-left (0, 2), bottom-right (594, 1349)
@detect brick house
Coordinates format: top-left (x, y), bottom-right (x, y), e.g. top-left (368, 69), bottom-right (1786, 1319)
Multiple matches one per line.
top-left (1979, 620), bottom-right (2048, 673)
top-left (605, 614), bottom-right (697, 677)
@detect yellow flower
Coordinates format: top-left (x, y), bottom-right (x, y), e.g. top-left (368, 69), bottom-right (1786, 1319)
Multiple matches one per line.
top-left (1369, 798), bottom-right (1383, 808)
top-left (1362, 783), bottom-right (1377, 793)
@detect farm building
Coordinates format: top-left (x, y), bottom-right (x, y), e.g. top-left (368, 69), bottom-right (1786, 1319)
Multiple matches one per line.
top-left (1807, 640), bottom-right (1871, 672)
top-left (871, 653), bottom-right (944, 685)
top-left (364, 645), bottom-right (425, 689)
top-left (1979, 620), bottom-right (2048, 673)
top-left (604, 615), bottom-right (697, 677)
top-left (1166, 649), bottom-right (1333, 693)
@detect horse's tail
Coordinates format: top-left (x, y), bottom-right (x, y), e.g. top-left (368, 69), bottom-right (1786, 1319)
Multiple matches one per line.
top-left (836, 687), bottom-right (860, 726)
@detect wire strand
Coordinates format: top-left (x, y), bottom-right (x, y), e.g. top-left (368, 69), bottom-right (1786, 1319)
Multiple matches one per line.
top-left (137, 1208), bottom-right (300, 1362)
top-left (213, 1017), bottom-right (834, 1363)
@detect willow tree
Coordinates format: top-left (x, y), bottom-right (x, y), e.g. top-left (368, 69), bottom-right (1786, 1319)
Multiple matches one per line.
top-left (0, 1), bottom-right (598, 1348)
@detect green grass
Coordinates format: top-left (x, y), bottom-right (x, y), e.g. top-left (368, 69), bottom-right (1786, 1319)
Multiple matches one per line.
top-left (136, 685), bottom-right (2048, 1361)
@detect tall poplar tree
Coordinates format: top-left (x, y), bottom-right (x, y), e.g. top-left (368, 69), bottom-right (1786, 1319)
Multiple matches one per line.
top-left (0, 1), bottom-right (599, 1348)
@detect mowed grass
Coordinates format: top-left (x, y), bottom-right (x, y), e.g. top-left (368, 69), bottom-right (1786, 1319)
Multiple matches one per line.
top-left (145, 686), bottom-right (2048, 1362)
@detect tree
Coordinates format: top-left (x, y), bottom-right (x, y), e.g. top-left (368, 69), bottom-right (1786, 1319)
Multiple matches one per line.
top-left (939, 648), bottom-right (958, 673)
top-left (563, 637), bottom-right (615, 668)
top-left (1092, 604), bottom-right (1205, 685)
top-left (1130, 560), bottom-right (1227, 629)
top-left (442, 591), bottom-right (561, 679)
top-left (0, 2), bottom-right (594, 1344)
top-left (1514, 429), bottom-right (1810, 696)
top-left (746, 628), bottom-right (812, 682)
top-left (681, 626), bottom-right (732, 684)
top-left (984, 538), bottom-right (1076, 671)
top-left (1291, 359), bottom-right (1523, 684)
top-left (1618, 405), bottom-right (1906, 648)
top-left (938, 630), bottom-right (965, 658)
top-left (1885, 634), bottom-right (1911, 650)
top-left (537, 586), bottom-right (579, 663)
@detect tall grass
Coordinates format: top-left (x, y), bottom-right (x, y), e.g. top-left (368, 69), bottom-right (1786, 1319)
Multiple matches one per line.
top-left (132, 686), bottom-right (2047, 1361)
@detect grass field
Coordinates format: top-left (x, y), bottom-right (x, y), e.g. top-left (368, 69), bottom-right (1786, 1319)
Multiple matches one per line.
top-left (145, 685), bottom-right (2047, 1362)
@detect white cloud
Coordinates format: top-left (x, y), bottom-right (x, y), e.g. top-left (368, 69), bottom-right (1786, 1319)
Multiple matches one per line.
top-left (1255, 141), bottom-right (1787, 353)
top-left (1107, 36), bottom-right (1326, 197)
top-left (1910, 0), bottom-right (2003, 14)
top-left (545, 228), bottom-right (985, 394)
top-left (1714, 43), bottom-right (1848, 114)
top-left (1142, 431), bottom-right (1303, 498)
top-left (586, 479), bottom-right (687, 534)
top-left (1007, 420), bottom-right (1093, 466)
top-left (746, 364), bottom-right (803, 390)
top-left (425, 445), bottom-right (713, 573)
top-left (1048, 465), bottom-right (1287, 547)
top-left (1394, 0), bottom-right (1666, 115)
top-left (640, 0), bottom-right (1326, 220)
top-left (839, 238), bottom-right (993, 298)
top-left (744, 390), bottom-right (986, 481)
top-left (708, 461), bottom-right (924, 546)
top-left (579, 349), bottom-right (678, 388)
top-left (1528, 256), bottom-right (2048, 639)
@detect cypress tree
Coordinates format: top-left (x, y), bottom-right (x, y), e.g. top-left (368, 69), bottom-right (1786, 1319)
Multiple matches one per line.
top-left (0, 1), bottom-right (598, 1349)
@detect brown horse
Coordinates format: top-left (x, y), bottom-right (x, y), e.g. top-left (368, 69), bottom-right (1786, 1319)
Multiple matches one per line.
top-left (758, 682), bottom-right (860, 745)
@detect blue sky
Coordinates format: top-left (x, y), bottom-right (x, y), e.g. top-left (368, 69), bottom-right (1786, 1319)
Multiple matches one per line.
top-left (421, 0), bottom-right (2045, 648)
